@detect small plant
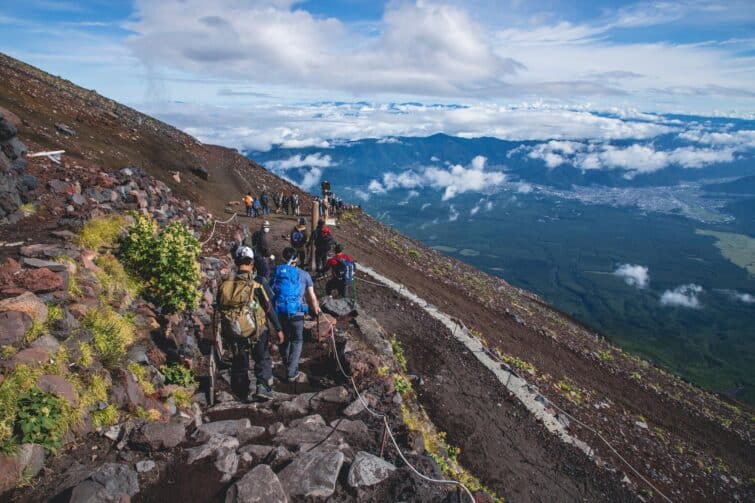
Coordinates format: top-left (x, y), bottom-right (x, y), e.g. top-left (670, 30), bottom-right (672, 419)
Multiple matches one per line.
top-left (95, 253), bottom-right (140, 302)
top-left (499, 351), bottom-right (536, 375)
top-left (556, 379), bottom-right (583, 405)
top-left (1, 345), bottom-right (18, 359)
top-left (171, 388), bottom-right (193, 408)
top-left (161, 363), bottom-right (196, 388)
top-left (408, 249), bottom-right (420, 259)
top-left (19, 203), bottom-right (36, 217)
top-left (91, 405), bottom-right (119, 429)
top-left (630, 371), bottom-right (642, 381)
top-left (393, 373), bottom-right (411, 395)
top-left (136, 407), bottom-right (162, 421)
top-left (77, 342), bottom-right (94, 367)
top-left (14, 387), bottom-right (70, 453)
top-left (83, 307), bottom-right (135, 368)
top-left (390, 336), bottom-right (407, 373)
top-left (78, 215), bottom-right (127, 250)
top-left (128, 362), bottom-right (155, 395)
top-left (597, 350), bottom-right (613, 361)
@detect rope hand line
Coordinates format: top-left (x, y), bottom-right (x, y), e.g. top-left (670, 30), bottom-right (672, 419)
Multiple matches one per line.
top-left (355, 265), bottom-right (674, 503)
top-left (328, 325), bottom-right (476, 503)
top-left (200, 212), bottom-right (238, 246)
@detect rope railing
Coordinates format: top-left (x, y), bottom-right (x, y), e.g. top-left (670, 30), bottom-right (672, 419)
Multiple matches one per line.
top-left (200, 212), bottom-right (238, 246)
top-left (327, 325), bottom-right (476, 503)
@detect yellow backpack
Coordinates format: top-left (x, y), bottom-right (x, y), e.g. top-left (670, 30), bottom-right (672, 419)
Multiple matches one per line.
top-left (218, 276), bottom-right (268, 340)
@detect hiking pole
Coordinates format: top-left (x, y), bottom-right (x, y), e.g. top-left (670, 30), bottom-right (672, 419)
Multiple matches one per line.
top-left (353, 274), bottom-right (358, 309)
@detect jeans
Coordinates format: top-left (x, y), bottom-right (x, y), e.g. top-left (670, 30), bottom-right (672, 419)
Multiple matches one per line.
top-left (227, 331), bottom-right (273, 396)
top-left (279, 316), bottom-right (304, 379)
top-left (246, 206), bottom-right (253, 217)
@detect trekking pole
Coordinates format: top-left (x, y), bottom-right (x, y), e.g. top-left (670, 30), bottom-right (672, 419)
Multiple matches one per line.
top-left (353, 274), bottom-right (359, 309)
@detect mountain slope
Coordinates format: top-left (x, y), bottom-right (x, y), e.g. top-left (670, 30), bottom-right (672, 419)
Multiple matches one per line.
top-left (1, 52), bottom-right (752, 501)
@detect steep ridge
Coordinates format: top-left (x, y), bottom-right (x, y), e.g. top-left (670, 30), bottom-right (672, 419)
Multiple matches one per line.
top-left (0, 52), bottom-right (753, 501)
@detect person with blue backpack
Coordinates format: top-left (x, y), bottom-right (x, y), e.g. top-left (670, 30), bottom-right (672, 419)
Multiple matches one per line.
top-left (324, 243), bottom-right (356, 299)
top-left (271, 247), bottom-right (322, 383)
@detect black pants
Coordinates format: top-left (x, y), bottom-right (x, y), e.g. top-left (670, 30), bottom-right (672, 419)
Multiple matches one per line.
top-left (295, 246), bottom-right (306, 265)
top-left (326, 278), bottom-right (351, 299)
top-left (228, 331), bottom-right (272, 396)
top-left (315, 247), bottom-right (329, 273)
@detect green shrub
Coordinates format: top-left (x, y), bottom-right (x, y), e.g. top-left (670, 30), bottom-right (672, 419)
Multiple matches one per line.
top-left (83, 307), bottom-right (135, 368)
top-left (390, 336), bottom-right (408, 373)
top-left (119, 215), bottom-right (201, 312)
top-left (408, 249), bottom-right (420, 259)
top-left (14, 387), bottom-right (71, 453)
top-left (78, 215), bottom-right (127, 250)
top-left (160, 364), bottom-right (196, 388)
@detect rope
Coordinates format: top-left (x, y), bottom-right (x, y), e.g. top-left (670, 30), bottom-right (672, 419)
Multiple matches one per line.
top-left (357, 270), bottom-right (674, 503)
top-left (327, 325), bottom-right (476, 503)
top-left (200, 212), bottom-right (238, 246)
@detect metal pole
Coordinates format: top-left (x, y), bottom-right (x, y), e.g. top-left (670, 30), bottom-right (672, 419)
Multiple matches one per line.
top-left (310, 200), bottom-right (319, 272)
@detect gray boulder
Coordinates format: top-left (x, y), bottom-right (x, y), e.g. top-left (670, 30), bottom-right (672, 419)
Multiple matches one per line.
top-left (130, 421), bottom-right (185, 451)
top-left (214, 448), bottom-right (239, 482)
top-left (195, 418), bottom-right (265, 444)
top-left (225, 465), bottom-right (287, 503)
top-left (321, 297), bottom-right (357, 318)
top-left (16, 443), bottom-right (45, 479)
top-left (186, 434), bottom-right (239, 464)
top-left (278, 451), bottom-right (344, 499)
top-left (355, 315), bottom-right (393, 359)
top-left (0, 310), bottom-right (32, 345)
top-left (90, 463), bottom-right (139, 497)
top-left (238, 444), bottom-right (274, 464)
top-left (347, 451), bottom-right (396, 488)
top-left (265, 445), bottom-right (294, 470)
top-left (273, 422), bottom-right (345, 450)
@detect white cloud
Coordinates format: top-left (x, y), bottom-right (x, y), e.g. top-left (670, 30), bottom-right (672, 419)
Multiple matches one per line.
top-left (298, 167), bottom-right (322, 191)
top-left (368, 155), bottom-right (505, 200)
top-left (660, 284), bottom-right (704, 308)
top-left (719, 289), bottom-right (755, 304)
top-left (678, 129), bottom-right (755, 148)
top-left (527, 140), bottom-right (737, 177)
top-left (267, 153), bottom-right (334, 169)
top-left (614, 264), bottom-right (649, 288)
top-left (470, 203), bottom-right (480, 215)
top-left (517, 183), bottom-right (533, 194)
top-left (448, 204), bottom-right (459, 222)
top-left (421, 202), bottom-right (431, 211)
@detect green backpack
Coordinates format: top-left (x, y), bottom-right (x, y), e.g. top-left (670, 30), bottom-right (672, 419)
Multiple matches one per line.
top-left (218, 276), bottom-right (268, 340)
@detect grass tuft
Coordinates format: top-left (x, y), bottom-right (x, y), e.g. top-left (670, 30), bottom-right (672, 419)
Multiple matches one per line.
top-left (78, 215), bottom-right (127, 250)
top-left (83, 306), bottom-right (135, 368)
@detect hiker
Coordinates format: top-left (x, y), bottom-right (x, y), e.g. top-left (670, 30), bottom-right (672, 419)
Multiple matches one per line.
top-left (271, 247), bottom-right (322, 383)
top-left (244, 220), bottom-right (273, 280)
top-left (253, 196), bottom-right (262, 218)
top-left (311, 219), bottom-right (334, 275)
top-left (217, 245), bottom-right (284, 401)
top-left (324, 243), bottom-right (355, 299)
top-left (243, 192), bottom-right (253, 217)
top-left (290, 217), bottom-right (309, 265)
top-left (260, 190), bottom-right (270, 215)
top-left (282, 194), bottom-right (290, 215)
top-left (275, 191), bottom-right (284, 214)
top-left (291, 193), bottom-right (300, 216)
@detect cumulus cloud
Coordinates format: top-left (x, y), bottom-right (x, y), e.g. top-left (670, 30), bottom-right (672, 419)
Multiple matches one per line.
top-left (367, 155), bottom-right (505, 200)
top-left (299, 167), bottom-right (322, 191)
top-left (517, 183), bottom-right (534, 194)
top-left (526, 140), bottom-right (737, 177)
top-left (660, 284), bottom-right (704, 308)
top-left (718, 289), bottom-right (755, 304)
top-left (678, 128), bottom-right (755, 149)
top-left (267, 153), bottom-right (334, 169)
top-left (614, 264), bottom-right (649, 288)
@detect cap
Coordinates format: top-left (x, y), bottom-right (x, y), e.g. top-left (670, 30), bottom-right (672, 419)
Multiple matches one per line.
top-left (235, 246), bottom-right (254, 260)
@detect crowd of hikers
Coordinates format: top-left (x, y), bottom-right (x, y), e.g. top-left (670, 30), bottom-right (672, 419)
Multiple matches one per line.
top-left (217, 189), bottom-right (357, 401)
top-left (243, 190), bottom-right (306, 218)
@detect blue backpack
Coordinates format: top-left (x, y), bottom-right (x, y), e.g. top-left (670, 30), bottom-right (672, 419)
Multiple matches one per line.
top-left (335, 257), bottom-right (355, 285)
top-left (272, 265), bottom-right (307, 317)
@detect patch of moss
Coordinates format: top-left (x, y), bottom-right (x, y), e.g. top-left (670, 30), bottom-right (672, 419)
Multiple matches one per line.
top-left (556, 378), bottom-right (583, 405)
top-left (77, 342), bottom-right (94, 367)
top-left (83, 306), bottom-right (135, 368)
top-left (95, 253), bottom-right (141, 302)
top-left (0, 345), bottom-right (18, 359)
top-left (389, 336), bottom-right (407, 373)
top-left (91, 405), bottom-right (119, 429)
top-left (78, 215), bottom-right (127, 250)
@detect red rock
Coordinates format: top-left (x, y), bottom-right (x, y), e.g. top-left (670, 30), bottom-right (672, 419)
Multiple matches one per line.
top-left (0, 291), bottom-right (48, 322)
top-left (11, 347), bottom-right (50, 367)
top-left (37, 375), bottom-right (79, 405)
top-left (0, 452), bottom-right (21, 493)
top-left (20, 268), bottom-right (64, 293)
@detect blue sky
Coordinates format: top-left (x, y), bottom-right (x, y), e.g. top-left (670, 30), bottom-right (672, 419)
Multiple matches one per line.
top-left (1, 1), bottom-right (754, 149)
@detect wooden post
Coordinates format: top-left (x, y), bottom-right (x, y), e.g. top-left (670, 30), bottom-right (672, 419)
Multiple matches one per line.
top-left (310, 199), bottom-right (319, 271)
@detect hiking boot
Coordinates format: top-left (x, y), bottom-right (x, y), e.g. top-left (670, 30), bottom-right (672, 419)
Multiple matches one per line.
top-left (287, 371), bottom-right (308, 384)
top-left (255, 384), bottom-right (274, 401)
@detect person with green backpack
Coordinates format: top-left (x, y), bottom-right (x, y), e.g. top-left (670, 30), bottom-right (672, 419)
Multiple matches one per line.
top-left (217, 245), bottom-right (284, 401)
top-left (272, 247), bottom-right (322, 383)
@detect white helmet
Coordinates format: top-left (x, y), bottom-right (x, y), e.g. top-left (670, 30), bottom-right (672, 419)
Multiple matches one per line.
top-left (235, 245), bottom-right (254, 260)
